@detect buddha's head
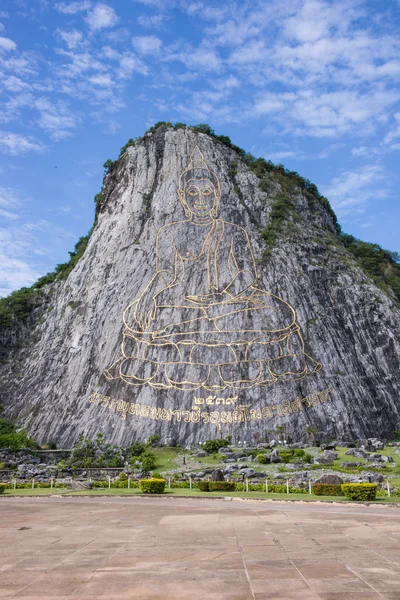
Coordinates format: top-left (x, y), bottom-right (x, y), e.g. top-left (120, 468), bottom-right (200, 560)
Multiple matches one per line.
top-left (178, 147), bottom-right (220, 220)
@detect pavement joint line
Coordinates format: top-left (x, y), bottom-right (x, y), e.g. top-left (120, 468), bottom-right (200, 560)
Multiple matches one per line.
top-left (230, 509), bottom-right (256, 599)
top-left (69, 536), bottom-right (125, 597)
top-left (293, 511), bottom-right (388, 599)
top-left (3, 494), bottom-right (400, 508)
top-left (259, 511), bottom-right (321, 600)
top-left (3, 505), bottom-right (125, 597)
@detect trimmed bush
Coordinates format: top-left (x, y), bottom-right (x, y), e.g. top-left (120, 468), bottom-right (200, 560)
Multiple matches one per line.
top-left (197, 481), bottom-right (210, 491)
top-left (139, 478), bottom-right (166, 494)
top-left (0, 483), bottom-right (7, 494)
top-left (208, 482), bottom-right (236, 492)
top-left (341, 483), bottom-right (377, 501)
top-left (279, 450), bottom-right (294, 463)
top-left (313, 483), bottom-right (344, 496)
top-left (170, 481), bottom-right (190, 489)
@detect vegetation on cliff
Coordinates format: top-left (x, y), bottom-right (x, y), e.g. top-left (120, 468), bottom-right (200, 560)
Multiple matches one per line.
top-left (0, 121), bottom-right (399, 328)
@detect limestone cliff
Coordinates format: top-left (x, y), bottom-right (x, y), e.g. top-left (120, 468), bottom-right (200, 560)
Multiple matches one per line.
top-left (1, 125), bottom-right (399, 445)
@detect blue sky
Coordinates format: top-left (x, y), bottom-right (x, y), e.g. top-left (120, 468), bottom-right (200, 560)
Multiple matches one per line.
top-left (0, 0), bottom-right (399, 297)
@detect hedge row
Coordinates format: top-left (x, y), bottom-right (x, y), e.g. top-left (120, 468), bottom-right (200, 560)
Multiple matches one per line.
top-left (341, 483), bottom-right (377, 501)
top-left (313, 483), bottom-right (343, 496)
top-left (2, 482), bottom-right (67, 489)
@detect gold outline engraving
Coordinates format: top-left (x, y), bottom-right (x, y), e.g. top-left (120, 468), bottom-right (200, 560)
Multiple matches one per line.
top-left (104, 147), bottom-right (321, 391)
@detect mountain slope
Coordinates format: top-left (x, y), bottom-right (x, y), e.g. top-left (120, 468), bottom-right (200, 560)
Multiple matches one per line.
top-left (0, 124), bottom-right (399, 445)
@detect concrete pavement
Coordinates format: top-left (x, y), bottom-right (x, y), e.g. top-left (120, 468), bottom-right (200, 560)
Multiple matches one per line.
top-left (1, 496), bottom-right (400, 599)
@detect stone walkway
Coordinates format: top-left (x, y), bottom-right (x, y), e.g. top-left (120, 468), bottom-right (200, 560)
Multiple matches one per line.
top-left (1, 497), bottom-right (400, 599)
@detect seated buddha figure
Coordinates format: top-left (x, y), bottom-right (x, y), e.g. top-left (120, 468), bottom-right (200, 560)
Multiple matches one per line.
top-left (104, 147), bottom-right (320, 391)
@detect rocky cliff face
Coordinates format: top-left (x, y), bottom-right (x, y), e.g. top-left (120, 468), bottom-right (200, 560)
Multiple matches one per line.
top-left (1, 125), bottom-right (400, 446)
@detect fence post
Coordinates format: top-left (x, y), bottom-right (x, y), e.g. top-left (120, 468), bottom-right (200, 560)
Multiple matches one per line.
top-left (14, 478), bottom-right (16, 490)
top-left (387, 480), bottom-right (391, 497)
top-left (246, 479), bottom-right (249, 492)
top-left (128, 477), bottom-right (130, 489)
top-left (265, 479), bottom-right (268, 494)
top-left (32, 478), bottom-right (35, 489)
top-left (308, 480), bottom-right (312, 495)
top-left (168, 477), bottom-right (171, 490)
top-left (286, 480), bottom-right (289, 494)
top-left (189, 477), bottom-right (192, 490)
top-left (51, 478), bottom-right (53, 489)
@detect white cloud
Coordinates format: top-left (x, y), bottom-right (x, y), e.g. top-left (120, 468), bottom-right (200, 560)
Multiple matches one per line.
top-left (0, 252), bottom-right (39, 297)
top-left (0, 36), bottom-right (16, 51)
top-left (89, 73), bottom-right (113, 86)
top-left (384, 112), bottom-right (400, 145)
top-left (57, 29), bottom-right (84, 49)
top-left (0, 186), bottom-right (20, 220)
top-left (34, 98), bottom-right (81, 140)
top-left (85, 3), bottom-right (119, 31)
top-left (167, 45), bottom-right (222, 72)
top-left (54, 1), bottom-right (91, 14)
top-left (322, 165), bottom-right (387, 216)
top-left (267, 151), bottom-right (297, 161)
top-left (137, 13), bottom-right (166, 29)
top-left (3, 76), bottom-right (30, 92)
top-left (0, 132), bottom-right (45, 155)
top-left (254, 88), bottom-right (400, 138)
top-left (132, 35), bottom-right (162, 55)
top-left (102, 46), bottom-right (149, 78)
top-left (0, 217), bottom-right (77, 297)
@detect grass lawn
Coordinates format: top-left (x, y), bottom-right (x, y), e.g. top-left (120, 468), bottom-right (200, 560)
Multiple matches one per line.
top-left (3, 487), bottom-right (400, 503)
top-left (152, 446), bottom-right (188, 471)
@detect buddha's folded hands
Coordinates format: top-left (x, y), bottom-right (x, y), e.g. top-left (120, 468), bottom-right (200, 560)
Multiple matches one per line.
top-left (185, 292), bottom-right (231, 305)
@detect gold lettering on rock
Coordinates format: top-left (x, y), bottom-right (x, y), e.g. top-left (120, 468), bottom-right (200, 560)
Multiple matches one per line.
top-left (88, 387), bottom-right (335, 426)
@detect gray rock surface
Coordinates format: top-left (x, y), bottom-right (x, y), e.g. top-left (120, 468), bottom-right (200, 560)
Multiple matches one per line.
top-left (1, 125), bottom-right (400, 446)
top-left (315, 474), bottom-right (343, 484)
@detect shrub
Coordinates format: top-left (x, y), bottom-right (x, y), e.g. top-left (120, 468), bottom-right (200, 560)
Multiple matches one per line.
top-left (279, 450), bottom-right (294, 463)
top-left (146, 434), bottom-right (161, 447)
top-left (119, 138), bottom-right (135, 157)
top-left (0, 483), bottom-right (7, 494)
top-left (208, 482), bottom-right (235, 492)
top-left (313, 483), bottom-right (344, 496)
top-left (140, 452), bottom-right (157, 472)
top-left (197, 481), bottom-right (210, 491)
top-left (303, 453), bottom-right (313, 463)
top-left (293, 448), bottom-right (305, 458)
top-left (139, 479), bottom-right (166, 494)
top-left (170, 481), bottom-right (190, 489)
top-left (0, 418), bottom-right (15, 435)
top-left (129, 441), bottom-right (146, 456)
top-left (202, 438), bottom-right (231, 454)
top-left (103, 159), bottom-right (115, 173)
top-left (192, 123), bottom-right (215, 135)
top-left (341, 483), bottom-right (377, 501)
top-left (257, 454), bottom-right (268, 464)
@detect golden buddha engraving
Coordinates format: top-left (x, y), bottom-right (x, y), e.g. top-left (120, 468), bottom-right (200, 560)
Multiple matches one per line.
top-left (104, 147), bottom-right (321, 391)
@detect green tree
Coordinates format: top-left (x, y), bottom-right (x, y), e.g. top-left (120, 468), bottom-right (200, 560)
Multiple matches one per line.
top-left (275, 425), bottom-right (286, 443)
top-left (103, 159), bottom-right (115, 173)
top-left (304, 426), bottom-right (319, 444)
top-left (192, 123), bottom-right (215, 135)
top-left (119, 138), bottom-right (135, 157)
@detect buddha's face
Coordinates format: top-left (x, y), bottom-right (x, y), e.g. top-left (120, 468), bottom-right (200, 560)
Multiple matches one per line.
top-left (184, 178), bottom-right (216, 219)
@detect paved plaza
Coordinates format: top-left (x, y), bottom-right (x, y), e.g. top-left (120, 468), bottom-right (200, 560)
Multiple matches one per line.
top-left (1, 497), bottom-right (400, 599)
